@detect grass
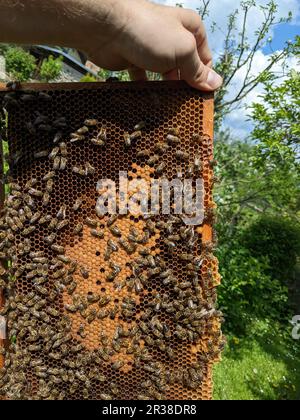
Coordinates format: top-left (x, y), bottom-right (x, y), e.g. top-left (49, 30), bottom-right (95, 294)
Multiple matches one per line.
top-left (213, 319), bottom-right (300, 400)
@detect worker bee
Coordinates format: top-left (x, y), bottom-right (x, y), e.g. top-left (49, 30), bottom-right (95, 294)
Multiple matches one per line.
top-left (124, 133), bottom-right (131, 147)
top-left (90, 228), bottom-right (103, 239)
top-left (147, 154), bottom-right (160, 166)
top-left (166, 134), bottom-right (180, 144)
top-left (56, 219), bottom-right (69, 231)
top-left (76, 126), bottom-right (89, 135)
top-left (70, 134), bottom-right (85, 142)
top-left (85, 162), bottom-right (95, 175)
top-left (134, 121), bottom-right (145, 131)
top-left (53, 131), bottom-right (63, 144)
top-left (175, 150), bottom-right (189, 161)
top-left (97, 308), bottom-right (109, 320)
top-left (33, 149), bottom-right (49, 160)
top-left (91, 137), bottom-right (105, 146)
top-left (85, 217), bottom-right (98, 227)
top-left (109, 225), bottom-right (121, 238)
top-left (73, 198), bottom-right (83, 211)
top-left (107, 214), bottom-right (118, 227)
top-left (38, 214), bottom-right (52, 225)
top-left (84, 119), bottom-right (99, 126)
top-left (48, 146), bottom-right (59, 160)
top-left (155, 162), bottom-right (166, 175)
top-left (22, 226), bottom-right (36, 236)
top-left (44, 232), bottom-right (56, 245)
top-left (42, 191), bottom-right (50, 206)
top-left (57, 204), bottom-right (67, 220)
top-left (119, 238), bottom-right (136, 254)
top-left (87, 308), bottom-right (98, 324)
top-left (168, 126), bottom-right (181, 136)
top-left (111, 360), bottom-right (124, 370)
top-left (98, 296), bottom-right (111, 307)
top-left (137, 149), bottom-right (150, 158)
top-left (130, 130), bottom-right (142, 141)
top-left (72, 166), bottom-right (85, 176)
top-left (51, 244), bottom-right (65, 254)
top-left (59, 157), bottom-right (67, 171)
top-left (80, 266), bottom-right (90, 279)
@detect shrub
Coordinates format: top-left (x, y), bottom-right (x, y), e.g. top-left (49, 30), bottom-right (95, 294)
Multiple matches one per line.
top-left (217, 241), bottom-right (289, 335)
top-left (241, 216), bottom-right (300, 281)
top-left (39, 55), bottom-right (63, 82)
top-left (80, 74), bottom-right (98, 82)
top-left (4, 47), bottom-right (36, 81)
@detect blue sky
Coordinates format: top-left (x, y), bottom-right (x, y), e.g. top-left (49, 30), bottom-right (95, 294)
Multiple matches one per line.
top-left (155, 0), bottom-right (300, 137)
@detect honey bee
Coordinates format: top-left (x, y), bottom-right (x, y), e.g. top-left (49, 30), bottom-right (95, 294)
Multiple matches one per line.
top-left (166, 134), bottom-right (180, 144)
top-left (70, 134), bottom-right (85, 143)
top-left (147, 154), bottom-right (160, 166)
top-left (53, 131), bottom-right (63, 144)
top-left (73, 223), bottom-right (83, 235)
top-left (87, 308), bottom-right (97, 324)
top-left (107, 214), bottom-right (118, 227)
top-left (49, 146), bottom-right (59, 160)
top-left (59, 157), bottom-right (67, 171)
top-left (80, 266), bottom-right (90, 279)
top-left (72, 166), bottom-right (85, 176)
top-left (84, 119), bottom-right (99, 126)
top-left (45, 232), bottom-right (57, 245)
top-left (111, 360), bottom-right (124, 370)
top-left (56, 219), bottom-right (69, 231)
top-left (73, 198), bottom-right (83, 211)
top-left (137, 149), bottom-right (150, 158)
top-left (124, 133), bottom-right (131, 147)
top-left (91, 138), bottom-right (105, 146)
top-left (109, 225), bottom-right (121, 237)
top-left (100, 393), bottom-right (112, 401)
top-left (85, 162), bottom-right (95, 175)
top-left (176, 150), bottom-right (189, 161)
top-left (51, 244), bottom-right (65, 254)
top-left (90, 228), bottom-right (104, 239)
top-left (98, 296), bottom-right (111, 307)
top-left (119, 238), bottom-right (136, 255)
top-left (134, 121), bottom-right (145, 131)
top-left (155, 162), bottom-right (166, 175)
top-left (22, 226), bottom-right (36, 236)
top-left (85, 217), bottom-right (98, 227)
top-left (67, 281), bottom-right (77, 295)
top-left (97, 126), bottom-right (107, 141)
top-left (42, 191), bottom-right (50, 206)
top-left (34, 150), bottom-right (48, 159)
top-left (38, 214), bottom-right (52, 225)
top-left (97, 308), bottom-right (109, 320)
top-left (76, 126), bottom-right (89, 135)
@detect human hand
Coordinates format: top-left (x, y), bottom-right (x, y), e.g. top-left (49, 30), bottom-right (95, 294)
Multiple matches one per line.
top-left (79, 0), bottom-right (223, 91)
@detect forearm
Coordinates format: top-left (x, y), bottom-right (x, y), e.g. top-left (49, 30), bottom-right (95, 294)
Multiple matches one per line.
top-left (0, 0), bottom-right (127, 49)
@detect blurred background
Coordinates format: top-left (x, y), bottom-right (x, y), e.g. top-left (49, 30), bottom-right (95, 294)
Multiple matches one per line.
top-left (0, 0), bottom-right (299, 401)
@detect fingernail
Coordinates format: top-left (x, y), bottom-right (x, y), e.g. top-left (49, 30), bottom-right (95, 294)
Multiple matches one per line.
top-left (207, 69), bottom-right (223, 89)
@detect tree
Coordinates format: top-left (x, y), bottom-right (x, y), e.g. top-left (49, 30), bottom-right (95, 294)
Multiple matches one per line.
top-left (251, 36), bottom-right (300, 163)
top-left (198, 0), bottom-right (293, 128)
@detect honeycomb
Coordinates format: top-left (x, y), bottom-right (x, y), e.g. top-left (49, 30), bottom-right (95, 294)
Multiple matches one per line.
top-left (0, 81), bottom-right (223, 400)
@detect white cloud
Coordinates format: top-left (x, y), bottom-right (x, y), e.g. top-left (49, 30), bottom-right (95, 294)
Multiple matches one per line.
top-left (154, 0), bottom-right (300, 137)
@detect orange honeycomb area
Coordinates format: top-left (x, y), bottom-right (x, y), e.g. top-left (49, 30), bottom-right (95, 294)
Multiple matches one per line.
top-left (0, 81), bottom-right (224, 400)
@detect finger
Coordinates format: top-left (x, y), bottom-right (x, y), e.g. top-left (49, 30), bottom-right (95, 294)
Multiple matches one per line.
top-left (178, 36), bottom-right (222, 91)
top-left (128, 67), bottom-right (148, 81)
top-left (163, 69), bottom-right (180, 81)
top-left (179, 8), bottom-right (212, 66)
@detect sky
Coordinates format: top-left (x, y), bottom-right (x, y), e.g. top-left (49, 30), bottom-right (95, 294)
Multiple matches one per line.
top-left (154, 0), bottom-right (300, 138)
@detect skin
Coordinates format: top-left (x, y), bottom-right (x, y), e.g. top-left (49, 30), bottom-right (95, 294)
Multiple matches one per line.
top-left (0, 0), bottom-right (222, 90)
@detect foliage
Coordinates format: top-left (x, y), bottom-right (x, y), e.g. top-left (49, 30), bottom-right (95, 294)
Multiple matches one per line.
top-left (80, 74), bottom-right (98, 82)
top-left (241, 216), bottom-right (300, 281)
top-left (39, 55), bottom-right (63, 82)
top-left (251, 36), bottom-right (300, 164)
top-left (4, 46), bottom-right (36, 81)
top-left (217, 240), bottom-right (288, 335)
top-left (198, 0), bottom-right (293, 128)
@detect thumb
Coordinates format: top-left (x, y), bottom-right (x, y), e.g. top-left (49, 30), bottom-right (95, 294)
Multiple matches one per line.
top-left (179, 36), bottom-right (222, 91)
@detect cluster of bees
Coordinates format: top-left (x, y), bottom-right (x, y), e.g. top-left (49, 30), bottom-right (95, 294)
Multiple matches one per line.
top-left (0, 86), bottom-right (224, 400)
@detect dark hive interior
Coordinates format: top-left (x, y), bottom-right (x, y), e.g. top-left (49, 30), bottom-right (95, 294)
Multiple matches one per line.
top-left (0, 81), bottom-right (223, 400)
